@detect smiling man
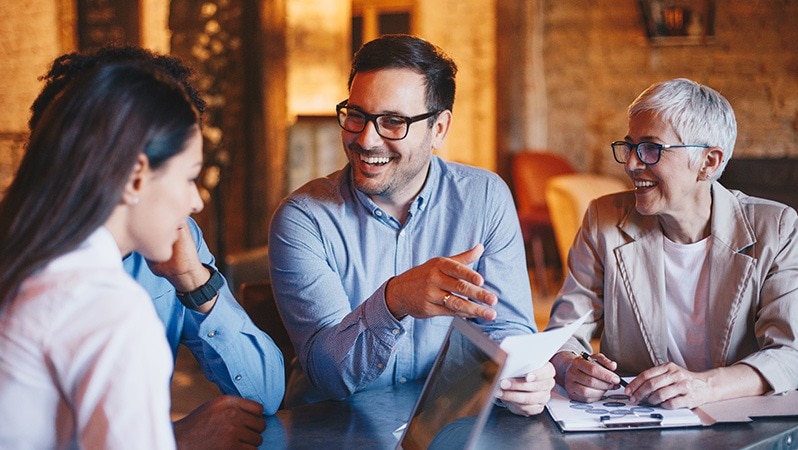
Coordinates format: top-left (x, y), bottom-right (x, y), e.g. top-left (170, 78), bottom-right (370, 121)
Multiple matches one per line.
top-left (268, 34), bottom-right (555, 416)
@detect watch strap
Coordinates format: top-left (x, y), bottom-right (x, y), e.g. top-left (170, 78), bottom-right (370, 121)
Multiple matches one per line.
top-left (176, 263), bottom-right (225, 310)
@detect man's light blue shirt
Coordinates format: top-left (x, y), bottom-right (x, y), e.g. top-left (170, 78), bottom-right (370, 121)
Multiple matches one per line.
top-left (123, 218), bottom-right (285, 414)
top-left (269, 156), bottom-right (536, 407)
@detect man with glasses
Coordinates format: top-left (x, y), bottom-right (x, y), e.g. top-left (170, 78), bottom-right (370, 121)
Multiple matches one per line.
top-left (269, 34), bottom-right (555, 415)
top-left (546, 78), bottom-right (798, 409)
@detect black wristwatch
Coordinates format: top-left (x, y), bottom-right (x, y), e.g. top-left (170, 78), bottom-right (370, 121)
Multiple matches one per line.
top-left (176, 263), bottom-right (224, 310)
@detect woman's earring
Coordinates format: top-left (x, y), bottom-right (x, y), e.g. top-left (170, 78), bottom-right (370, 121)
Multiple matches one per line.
top-left (131, 196), bottom-right (140, 205)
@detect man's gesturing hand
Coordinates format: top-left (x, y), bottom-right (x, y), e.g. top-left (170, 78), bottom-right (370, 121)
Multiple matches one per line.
top-left (385, 244), bottom-right (498, 321)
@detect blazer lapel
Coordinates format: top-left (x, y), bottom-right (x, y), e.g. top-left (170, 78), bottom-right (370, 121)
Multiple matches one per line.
top-left (615, 209), bottom-right (670, 365)
top-left (706, 183), bottom-right (757, 366)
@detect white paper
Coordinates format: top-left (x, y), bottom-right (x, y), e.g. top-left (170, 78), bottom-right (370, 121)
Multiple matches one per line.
top-left (546, 382), bottom-right (703, 431)
top-left (499, 311), bottom-right (590, 379)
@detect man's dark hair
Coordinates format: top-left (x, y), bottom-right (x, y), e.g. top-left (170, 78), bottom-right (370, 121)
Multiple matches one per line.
top-left (349, 34), bottom-right (457, 113)
top-left (29, 45), bottom-right (206, 131)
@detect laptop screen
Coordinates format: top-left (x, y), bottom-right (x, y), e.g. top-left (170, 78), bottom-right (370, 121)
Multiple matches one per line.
top-left (397, 318), bottom-right (507, 450)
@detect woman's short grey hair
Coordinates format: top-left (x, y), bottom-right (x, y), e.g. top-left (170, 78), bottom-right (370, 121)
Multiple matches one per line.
top-left (628, 78), bottom-right (736, 180)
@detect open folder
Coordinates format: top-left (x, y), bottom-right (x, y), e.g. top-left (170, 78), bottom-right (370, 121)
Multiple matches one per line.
top-left (547, 383), bottom-right (798, 432)
top-left (547, 372), bottom-right (798, 431)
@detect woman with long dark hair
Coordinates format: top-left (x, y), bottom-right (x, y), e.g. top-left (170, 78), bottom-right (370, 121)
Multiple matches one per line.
top-left (0, 62), bottom-right (203, 448)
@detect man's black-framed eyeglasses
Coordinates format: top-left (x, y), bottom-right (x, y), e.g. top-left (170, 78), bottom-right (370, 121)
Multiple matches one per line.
top-left (336, 99), bottom-right (441, 141)
top-left (611, 141), bottom-right (710, 165)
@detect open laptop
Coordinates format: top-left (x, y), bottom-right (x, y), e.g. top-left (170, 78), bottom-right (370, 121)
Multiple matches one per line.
top-left (396, 317), bottom-right (507, 450)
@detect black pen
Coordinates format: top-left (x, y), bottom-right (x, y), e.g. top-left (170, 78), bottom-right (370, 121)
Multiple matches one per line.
top-left (580, 352), bottom-right (628, 387)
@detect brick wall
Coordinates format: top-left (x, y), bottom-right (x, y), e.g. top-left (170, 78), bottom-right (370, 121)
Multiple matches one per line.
top-left (541, 0), bottom-right (798, 177)
top-left (418, 0), bottom-right (497, 171)
top-left (0, 1), bottom-right (63, 196)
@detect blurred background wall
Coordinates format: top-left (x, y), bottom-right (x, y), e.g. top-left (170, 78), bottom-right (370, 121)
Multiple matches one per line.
top-left (1, 0), bottom-right (795, 263)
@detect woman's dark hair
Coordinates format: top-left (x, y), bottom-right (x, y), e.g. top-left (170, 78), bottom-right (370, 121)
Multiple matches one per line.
top-left (0, 62), bottom-right (199, 308)
top-left (349, 34), bottom-right (457, 114)
top-left (29, 45), bottom-right (205, 132)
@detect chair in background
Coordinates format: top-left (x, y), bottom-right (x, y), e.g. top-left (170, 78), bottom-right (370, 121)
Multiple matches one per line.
top-left (545, 173), bottom-right (628, 277)
top-left (224, 245), bottom-right (270, 294)
top-left (238, 280), bottom-right (295, 401)
top-left (511, 151), bottom-right (575, 296)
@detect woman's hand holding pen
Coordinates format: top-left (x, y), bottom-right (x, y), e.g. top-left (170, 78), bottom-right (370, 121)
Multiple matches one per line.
top-left (580, 352), bottom-right (628, 387)
top-left (551, 351), bottom-right (625, 403)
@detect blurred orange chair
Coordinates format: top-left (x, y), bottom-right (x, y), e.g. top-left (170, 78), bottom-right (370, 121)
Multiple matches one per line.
top-left (511, 151), bottom-right (574, 296)
top-left (545, 173), bottom-right (628, 278)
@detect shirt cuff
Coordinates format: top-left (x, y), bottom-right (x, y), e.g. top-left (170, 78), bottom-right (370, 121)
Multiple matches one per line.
top-left (362, 281), bottom-right (407, 345)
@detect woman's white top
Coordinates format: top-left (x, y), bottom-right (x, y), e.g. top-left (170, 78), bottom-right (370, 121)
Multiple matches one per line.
top-left (0, 227), bottom-right (175, 449)
top-left (664, 235), bottom-right (713, 372)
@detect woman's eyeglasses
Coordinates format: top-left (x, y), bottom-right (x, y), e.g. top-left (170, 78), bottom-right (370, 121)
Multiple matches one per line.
top-left (611, 141), bottom-right (709, 165)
